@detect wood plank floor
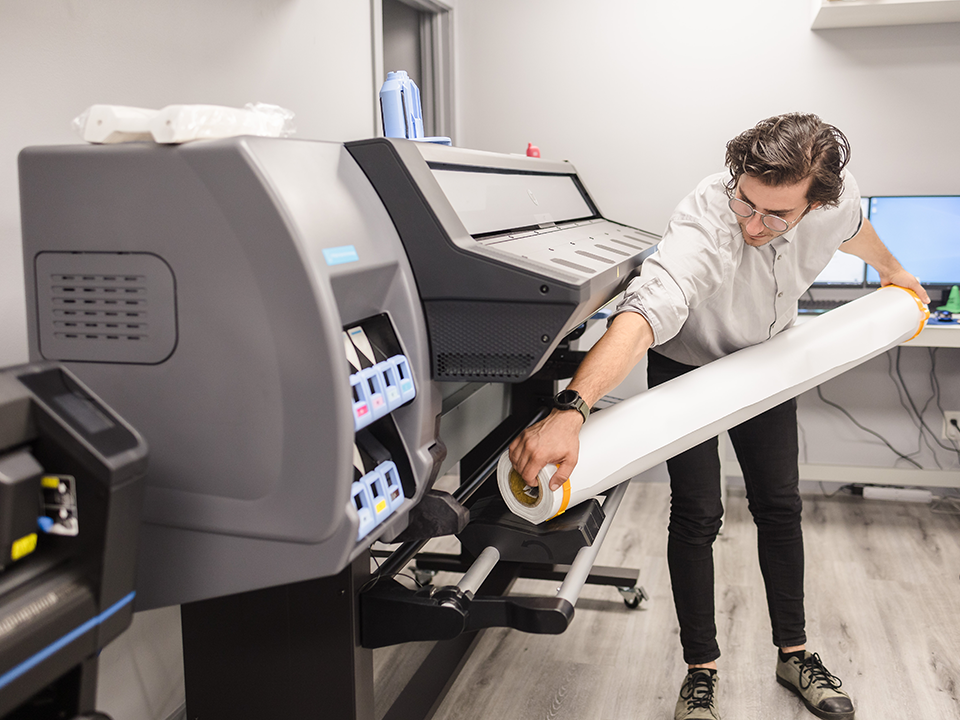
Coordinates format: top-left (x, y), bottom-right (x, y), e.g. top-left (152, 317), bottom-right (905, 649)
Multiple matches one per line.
top-left (375, 481), bottom-right (960, 720)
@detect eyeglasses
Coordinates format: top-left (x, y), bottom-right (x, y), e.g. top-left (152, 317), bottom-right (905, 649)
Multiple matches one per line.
top-left (728, 196), bottom-right (809, 233)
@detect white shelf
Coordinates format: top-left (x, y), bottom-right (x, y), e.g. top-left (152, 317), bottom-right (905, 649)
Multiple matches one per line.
top-left (811, 0), bottom-right (960, 29)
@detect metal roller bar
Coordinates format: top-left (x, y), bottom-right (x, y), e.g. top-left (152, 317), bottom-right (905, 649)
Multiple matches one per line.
top-left (456, 546), bottom-right (500, 596)
top-left (555, 479), bottom-right (630, 606)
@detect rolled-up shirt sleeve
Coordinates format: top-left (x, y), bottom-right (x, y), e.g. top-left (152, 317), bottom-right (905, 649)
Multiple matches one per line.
top-left (614, 266), bottom-right (687, 346)
top-left (612, 212), bottom-right (735, 347)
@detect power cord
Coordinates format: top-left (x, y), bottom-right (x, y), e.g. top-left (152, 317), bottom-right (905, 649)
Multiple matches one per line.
top-left (894, 348), bottom-right (960, 463)
top-left (884, 351), bottom-right (928, 466)
top-left (931, 348), bottom-right (960, 463)
top-left (815, 386), bottom-right (923, 469)
top-left (818, 481), bottom-right (854, 498)
top-left (361, 546), bottom-right (427, 594)
top-left (888, 349), bottom-right (941, 467)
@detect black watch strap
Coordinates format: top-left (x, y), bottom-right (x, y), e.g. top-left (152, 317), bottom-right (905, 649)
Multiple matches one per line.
top-left (554, 388), bottom-right (589, 424)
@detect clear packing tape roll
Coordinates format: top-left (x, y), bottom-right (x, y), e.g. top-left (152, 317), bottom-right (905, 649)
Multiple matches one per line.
top-left (498, 286), bottom-right (929, 524)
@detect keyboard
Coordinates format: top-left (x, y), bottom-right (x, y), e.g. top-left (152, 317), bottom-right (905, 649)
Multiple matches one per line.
top-left (797, 298), bottom-right (849, 314)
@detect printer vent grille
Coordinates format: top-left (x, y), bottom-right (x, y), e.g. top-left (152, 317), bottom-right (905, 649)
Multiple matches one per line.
top-left (34, 252), bottom-right (178, 364)
top-left (427, 300), bottom-right (570, 381)
top-left (436, 351), bottom-right (535, 379)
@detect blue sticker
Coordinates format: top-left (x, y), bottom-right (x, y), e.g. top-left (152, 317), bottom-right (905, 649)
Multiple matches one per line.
top-left (323, 245), bottom-right (360, 266)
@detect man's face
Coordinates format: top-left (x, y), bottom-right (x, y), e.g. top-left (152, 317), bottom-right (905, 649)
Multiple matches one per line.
top-left (733, 174), bottom-right (819, 247)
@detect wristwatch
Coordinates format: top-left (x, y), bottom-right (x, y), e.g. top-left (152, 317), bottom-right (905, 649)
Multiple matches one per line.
top-left (553, 388), bottom-right (589, 424)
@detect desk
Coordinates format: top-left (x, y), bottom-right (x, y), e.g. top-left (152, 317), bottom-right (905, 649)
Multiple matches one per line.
top-left (904, 321), bottom-right (960, 348)
top-left (796, 314), bottom-right (960, 347)
top-left (796, 314), bottom-right (960, 348)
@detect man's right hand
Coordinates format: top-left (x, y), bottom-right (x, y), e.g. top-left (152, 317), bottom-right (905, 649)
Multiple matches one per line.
top-left (507, 311), bottom-right (655, 493)
top-left (508, 408), bottom-right (584, 491)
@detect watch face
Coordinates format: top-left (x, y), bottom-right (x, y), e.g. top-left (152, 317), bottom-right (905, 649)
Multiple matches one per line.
top-left (556, 389), bottom-right (579, 406)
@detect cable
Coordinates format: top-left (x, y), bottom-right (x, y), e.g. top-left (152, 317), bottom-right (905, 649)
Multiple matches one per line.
top-left (895, 348), bottom-right (960, 463)
top-left (891, 349), bottom-right (943, 468)
top-left (884, 351), bottom-right (926, 465)
top-left (930, 348), bottom-right (960, 462)
top-left (360, 547), bottom-right (428, 594)
top-left (815, 386), bottom-right (923, 469)
top-left (359, 550), bottom-right (386, 594)
top-left (917, 351), bottom-right (941, 464)
top-left (818, 481), bottom-right (854, 498)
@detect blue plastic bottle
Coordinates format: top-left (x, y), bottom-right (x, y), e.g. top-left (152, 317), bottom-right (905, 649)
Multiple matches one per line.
top-left (379, 70), bottom-right (422, 139)
top-left (379, 70), bottom-right (450, 145)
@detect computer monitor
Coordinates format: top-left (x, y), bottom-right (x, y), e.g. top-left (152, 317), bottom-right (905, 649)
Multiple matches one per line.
top-left (866, 196), bottom-right (960, 301)
top-left (810, 197), bottom-right (869, 286)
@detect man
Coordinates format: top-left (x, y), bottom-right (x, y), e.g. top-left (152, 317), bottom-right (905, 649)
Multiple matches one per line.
top-left (509, 113), bottom-right (928, 720)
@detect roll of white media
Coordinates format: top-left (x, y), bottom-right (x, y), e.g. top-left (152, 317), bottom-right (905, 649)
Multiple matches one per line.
top-left (498, 286), bottom-right (929, 524)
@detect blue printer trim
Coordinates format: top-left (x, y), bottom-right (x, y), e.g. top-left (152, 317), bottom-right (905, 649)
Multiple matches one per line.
top-left (0, 591), bottom-right (136, 691)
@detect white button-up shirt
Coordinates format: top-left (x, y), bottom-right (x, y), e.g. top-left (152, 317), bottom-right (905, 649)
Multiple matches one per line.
top-left (614, 171), bottom-right (863, 366)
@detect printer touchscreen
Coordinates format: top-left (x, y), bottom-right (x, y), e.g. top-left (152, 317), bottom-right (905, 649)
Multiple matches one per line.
top-left (429, 167), bottom-right (595, 237)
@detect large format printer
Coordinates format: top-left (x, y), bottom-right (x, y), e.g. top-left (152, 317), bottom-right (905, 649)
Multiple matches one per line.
top-left (17, 136), bottom-right (658, 719)
top-left (0, 363), bottom-right (146, 719)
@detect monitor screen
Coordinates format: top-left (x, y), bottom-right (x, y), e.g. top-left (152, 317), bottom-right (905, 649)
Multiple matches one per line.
top-left (812, 252), bottom-right (866, 286)
top-left (866, 196), bottom-right (960, 287)
top-left (810, 197), bottom-right (869, 286)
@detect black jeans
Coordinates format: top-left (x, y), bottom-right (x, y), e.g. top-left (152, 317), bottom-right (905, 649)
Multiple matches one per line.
top-left (647, 350), bottom-right (806, 665)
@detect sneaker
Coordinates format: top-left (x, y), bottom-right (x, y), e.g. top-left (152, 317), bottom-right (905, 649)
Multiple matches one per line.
top-left (776, 650), bottom-right (855, 720)
top-left (675, 669), bottom-right (721, 720)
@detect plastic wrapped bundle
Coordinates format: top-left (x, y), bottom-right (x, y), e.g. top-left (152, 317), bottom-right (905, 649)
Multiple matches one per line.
top-left (498, 286), bottom-right (929, 524)
top-left (73, 103), bottom-right (295, 144)
top-left (72, 105), bottom-right (157, 144)
top-left (149, 103), bottom-right (295, 144)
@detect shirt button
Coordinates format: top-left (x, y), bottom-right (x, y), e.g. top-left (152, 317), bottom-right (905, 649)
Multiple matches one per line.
top-left (778, 292), bottom-right (784, 298)
top-left (777, 255), bottom-right (783, 260)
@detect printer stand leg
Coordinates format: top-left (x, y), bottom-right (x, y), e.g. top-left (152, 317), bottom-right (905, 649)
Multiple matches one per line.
top-left (181, 554), bottom-right (374, 720)
top-left (77, 656), bottom-right (100, 716)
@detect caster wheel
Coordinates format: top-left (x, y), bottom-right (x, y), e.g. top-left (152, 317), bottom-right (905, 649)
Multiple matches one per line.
top-left (413, 568), bottom-right (438, 586)
top-left (618, 585), bottom-right (649, 609)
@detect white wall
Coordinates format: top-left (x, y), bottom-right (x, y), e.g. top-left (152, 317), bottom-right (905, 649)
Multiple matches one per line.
top-left (0, 0), bottom-right (377, 369)
top-left (452, 0), bottom-right (960, 230)
top-left (452, 0), bottom-right (960, 476)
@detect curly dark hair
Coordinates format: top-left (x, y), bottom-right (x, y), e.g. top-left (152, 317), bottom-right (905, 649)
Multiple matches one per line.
top-left (724, 113), bottom-right (851, 207)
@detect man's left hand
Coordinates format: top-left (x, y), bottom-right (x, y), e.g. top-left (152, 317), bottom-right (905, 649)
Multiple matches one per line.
top-left (881, 269), bottom-right (930, 305)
